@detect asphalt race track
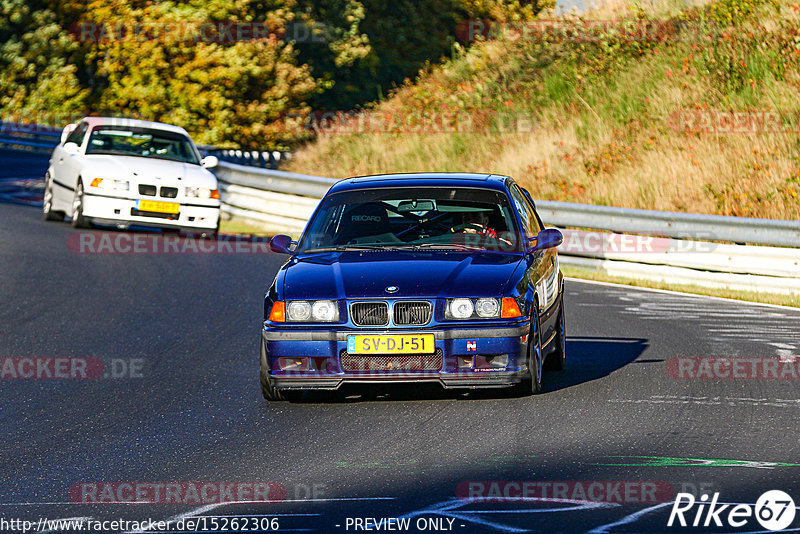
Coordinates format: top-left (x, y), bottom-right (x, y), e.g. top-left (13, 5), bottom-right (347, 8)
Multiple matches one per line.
top-left (1, 150), bottom-right (800, 533)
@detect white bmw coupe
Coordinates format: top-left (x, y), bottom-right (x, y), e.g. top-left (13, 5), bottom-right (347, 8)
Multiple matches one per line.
top-left (43, 117), bottom-right (221, 232)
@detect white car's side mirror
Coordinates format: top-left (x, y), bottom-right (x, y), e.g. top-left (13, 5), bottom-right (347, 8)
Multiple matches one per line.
top-left (201, 155), bottom-right (219, 169)
top-left (61, 123), bottom-right (77, 144)
top-left (63, 142), bottom-right (79, 155)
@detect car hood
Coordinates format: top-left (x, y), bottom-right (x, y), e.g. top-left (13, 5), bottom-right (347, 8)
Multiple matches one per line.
top-left (84, 155), bottom-right (217, 187)
top-left (281, 251), bottom-right (524, 300)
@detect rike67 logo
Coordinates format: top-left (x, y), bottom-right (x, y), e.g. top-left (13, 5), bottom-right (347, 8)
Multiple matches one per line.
top-left (668, 490), bottom-right (796, 531)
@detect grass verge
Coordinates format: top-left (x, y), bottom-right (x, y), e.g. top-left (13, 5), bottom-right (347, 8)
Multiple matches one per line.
top-left (286, 0), bottom-right (800, 220)
top-left (219, 217), bottom-right (272, 236)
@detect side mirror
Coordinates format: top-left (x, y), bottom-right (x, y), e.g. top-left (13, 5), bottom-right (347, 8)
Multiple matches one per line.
top-left (531, 228), bottom-right (563, 252)
top-left (61, 123), bottom-right (77, 144)
top-left (270, 234), bottom-right (294, 254)
top-left (201, 155), bottom-right (219, 168)
top-left (63, 141), bottom-right (79, 155)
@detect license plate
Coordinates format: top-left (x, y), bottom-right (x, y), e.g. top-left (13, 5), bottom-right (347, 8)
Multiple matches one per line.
top-left (138, 199), bottom-right (180, 214)
top-left (347, 334), bottom-right (434, 354)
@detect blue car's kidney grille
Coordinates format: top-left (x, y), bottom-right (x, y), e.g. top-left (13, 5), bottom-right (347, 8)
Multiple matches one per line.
top-left (393, 301), bottom-right (432, 326)
top-left (350, 302), bottom-right (389, 326)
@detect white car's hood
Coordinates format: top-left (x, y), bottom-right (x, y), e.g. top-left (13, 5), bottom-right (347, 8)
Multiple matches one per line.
top-left (84, 155), bottom-right (217, 188)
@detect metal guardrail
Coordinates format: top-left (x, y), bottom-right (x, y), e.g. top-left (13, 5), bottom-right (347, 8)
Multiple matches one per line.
top-left (559, 229), bottom-right (800, 278)
top-left (214, 162), bottom-right (333, 231)
top-left (0, 127), bottom-right (61, 153)
top-left (536, 200), bottom-right (800, 248)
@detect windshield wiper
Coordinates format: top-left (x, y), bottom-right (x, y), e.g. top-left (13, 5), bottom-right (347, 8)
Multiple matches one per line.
top-left (303, 244), bottom-right (391, 253)
top-left (390, 243), bottom-right (485, 251)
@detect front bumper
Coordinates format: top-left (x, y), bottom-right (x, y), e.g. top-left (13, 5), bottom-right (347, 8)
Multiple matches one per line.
top-left (82, 193), bottom-right (220, 231)
top-left (261, 323), bottom-right (530, 390)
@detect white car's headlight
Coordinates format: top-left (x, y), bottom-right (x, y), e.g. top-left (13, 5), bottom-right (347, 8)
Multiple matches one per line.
top-left (446, 298), bottom-right (502, 319)
top-left (90, 178), bottom-right (129, 191)
top-left (286, 300), bottom-right (339, 322)
top-left (185, 187), bottom-right (219, 199)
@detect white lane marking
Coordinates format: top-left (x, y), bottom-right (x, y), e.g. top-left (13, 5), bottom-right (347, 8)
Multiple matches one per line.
top-left (610, 396), bottom-right (800, 409)
top-left (587, 502), bottom-right (670, 534)
top-left (576, 281), bottom-right (800, 360)
top-left (123, 497), bottom-right (396, 533)
top-left (124, 502), bottom-right (224, 533)
top-left (399, 497), bottom-right (618, 533)
top-left (566, 277), bottom-right (800, 313)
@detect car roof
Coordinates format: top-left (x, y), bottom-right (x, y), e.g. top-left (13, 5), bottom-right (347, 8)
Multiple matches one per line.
top-left (78, 117), bottom-right (190, 137)
top-left (330, 172), bottom-right (512, 193)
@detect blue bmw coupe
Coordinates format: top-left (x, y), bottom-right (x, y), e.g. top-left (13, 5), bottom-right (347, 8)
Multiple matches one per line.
top-left (261, 173), bottom-right (565, 400)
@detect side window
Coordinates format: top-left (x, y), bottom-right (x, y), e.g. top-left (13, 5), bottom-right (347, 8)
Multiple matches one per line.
top-left (65, 122), bottom-right (88, 146)
top-left (519, 187), bottom-right (544, 233)
top-left (509, 184), bottom-right (540, 237)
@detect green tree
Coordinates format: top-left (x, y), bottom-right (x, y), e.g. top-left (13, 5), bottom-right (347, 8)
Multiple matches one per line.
top-left (0, 0), bottom-right (88, 121)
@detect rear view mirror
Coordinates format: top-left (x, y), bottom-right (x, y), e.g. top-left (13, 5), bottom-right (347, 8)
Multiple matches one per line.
top-left (61, 123), bottom-right (77, 144)
top-left (270, 234), bottom-right (294, 254)
top-left (532, 228), bottom-right (563, 251)
top-left (397, 200), bottom-right (435, 213)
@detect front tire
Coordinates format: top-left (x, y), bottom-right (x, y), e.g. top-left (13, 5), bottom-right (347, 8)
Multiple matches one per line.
top-left (43, 174), bottom-right (64, 221)
top-left (71, 180), bottom-right (90, 228)
top-left (545, 298), bottom-right (566, 371)
top-left (515, 304), bottom-right (543, 396)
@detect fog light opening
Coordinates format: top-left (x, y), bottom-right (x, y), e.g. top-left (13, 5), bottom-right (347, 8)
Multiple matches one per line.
top-left (474, 354), bottom-right (509, 371)
top-left (457, 356), bottom-right (474, 369)
top-left (278, 357), bottom-right (312, 372)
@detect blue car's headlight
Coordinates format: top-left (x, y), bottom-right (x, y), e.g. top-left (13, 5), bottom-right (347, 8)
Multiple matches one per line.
top-left (286, 300), bottom-right (339, 322)
top-left (445, 298), bottom-right (500, 319)
top-left (445, 298), bottom-right (523, 319)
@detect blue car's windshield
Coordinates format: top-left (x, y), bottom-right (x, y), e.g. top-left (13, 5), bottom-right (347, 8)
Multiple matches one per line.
top-left (297, 187), bottom-right (523, 253)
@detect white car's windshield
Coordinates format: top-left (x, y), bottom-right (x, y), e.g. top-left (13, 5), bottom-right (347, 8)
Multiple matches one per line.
top-left (85, 126), bottom-right (200, 165)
